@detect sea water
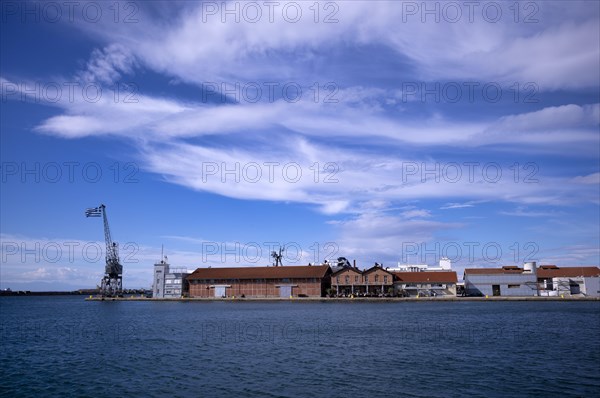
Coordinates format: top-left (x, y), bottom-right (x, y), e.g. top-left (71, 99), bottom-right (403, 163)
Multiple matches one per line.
top-left (1, 296), bottom-right (599, 397)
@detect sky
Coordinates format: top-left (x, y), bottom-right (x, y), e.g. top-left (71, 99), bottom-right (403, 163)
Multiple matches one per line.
top-left (0, 0), bottom-right (599, 290)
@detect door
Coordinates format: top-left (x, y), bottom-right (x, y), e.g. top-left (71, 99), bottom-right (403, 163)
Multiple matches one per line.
top-left (215, 286), bottom-right (226, 298)
top-left (492, 285), bottom-right (501, 296)
top-left (279, 286), bottom-right (292, 298)
top-left (569, 282), bottom-right (580, 295)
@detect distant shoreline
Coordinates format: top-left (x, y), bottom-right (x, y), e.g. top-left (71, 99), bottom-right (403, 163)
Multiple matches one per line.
top-left (0, 291), bottom-right (89, 296)
top-left (83, 296), bottom-right (600, 302)
top-left (2, 292), bottom-right (598, 301)
top-left (0, 290), bottom-right (143, 297)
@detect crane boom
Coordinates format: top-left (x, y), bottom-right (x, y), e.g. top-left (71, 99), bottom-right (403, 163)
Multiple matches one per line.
top-left (86, 204), bottom-right (123, 297)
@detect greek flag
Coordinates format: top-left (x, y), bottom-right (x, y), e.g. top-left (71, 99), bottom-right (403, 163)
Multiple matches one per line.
top-left (85, 207), bottom-right (102, 217)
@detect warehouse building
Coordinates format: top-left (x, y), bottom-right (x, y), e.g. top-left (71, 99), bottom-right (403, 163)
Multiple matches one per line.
top-left (393, 271), bottom-right (458, 297)
top-left (330, 263), bottom-right (395, 296)
top-left (464, 263), bottom-right (539, 297)
top-left (186, 265), bottom-right (331, 298)
top-left (537, 265), bottom-right (600, 297)
top-left (464, 263), bottom-right (600, 297)
top-left (362, 264), bottom-right (395, 296)
top-left (330, 266), bottom-right (364, 296)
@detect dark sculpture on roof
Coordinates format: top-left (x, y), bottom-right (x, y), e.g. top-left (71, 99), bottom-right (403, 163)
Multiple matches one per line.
top-left (271, 247), bottom-right (284, 267)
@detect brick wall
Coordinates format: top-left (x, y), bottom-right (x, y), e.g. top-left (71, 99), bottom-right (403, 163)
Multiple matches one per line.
top-left (188, 278), bottom-right (325, 298)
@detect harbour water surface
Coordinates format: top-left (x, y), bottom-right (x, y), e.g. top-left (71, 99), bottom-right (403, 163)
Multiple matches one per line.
top-left (1, 296), bottom-right (599, 397)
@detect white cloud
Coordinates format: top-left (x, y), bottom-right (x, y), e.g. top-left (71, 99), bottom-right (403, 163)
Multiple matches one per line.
top-left (400, 209), bottom-right (432, 219)
top-left (537, 244), bottom-right (600, 265)
top-left (134, 135), bottom-right (600, 216)
top-left (77, 43), bottom-right (137, 85)
top-left (481, 104), bottom-right (600, 146)
top-left (500, 206), bottom-right (561, 218)
top-left (440, 201), bottom-right (484, 210)
top-left (67, 2), bottom-right (599, 90)
top-left (0, 234), bottom-right (153, 288)
top-left (331, 211), bottom-right (462, 266)
top-left (3, 1), bottom-right (599, 288)
top-left (572, 172), bottom-right (600, 185)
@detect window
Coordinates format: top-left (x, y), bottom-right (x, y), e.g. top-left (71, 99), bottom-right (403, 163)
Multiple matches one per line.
top-left (355, 276), bottom-right (358, 283)
top-left (365, 276), bottom-right (369, 283)
top-left (345, 276), bottom-right (349, 284)
top-left (336, 277), bottom-right (340, 284)
top-left (384, 276), bottom-right (388, 283)
top-left (508, 284), bottom-right (520, 288)
top-left (375, 275), bottom-right (379, 283)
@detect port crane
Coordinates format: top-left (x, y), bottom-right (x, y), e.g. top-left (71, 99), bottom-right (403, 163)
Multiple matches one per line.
top-left (85, 204), bottom-right (123, 297)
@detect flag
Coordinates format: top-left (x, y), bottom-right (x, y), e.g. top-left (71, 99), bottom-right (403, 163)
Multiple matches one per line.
top-left (85, 207), bottom-right (102, 217)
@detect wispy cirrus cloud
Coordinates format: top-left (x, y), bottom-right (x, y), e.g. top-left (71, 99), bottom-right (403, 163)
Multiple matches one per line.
top-left (71, 2), bottom-right (599, 90)
top-left (2, 0), bottom-right (598, 285)
top-left (572, 172), bottom-right (600, 185)
top-left (500, 206), bottom-right (563, 218)
top-left (77, 43), bottom-right (138, 85)
top-left (440, 201), bottom-right (486, 210)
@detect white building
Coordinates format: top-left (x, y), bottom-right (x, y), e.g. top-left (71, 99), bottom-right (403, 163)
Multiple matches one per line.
top-left (464, 263), bottom-right (539, 297)
top-left (464, 263), bottom-right (600, 297)
top-left (152, 257), bottom-right (190, 298)
top-left (537, 265), bottom-right (600, 297)
top-left (388, 257), bottom-right (452, 273)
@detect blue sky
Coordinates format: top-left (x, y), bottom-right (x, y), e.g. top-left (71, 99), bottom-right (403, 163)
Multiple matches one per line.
top-left (1, 1), bottom-right (599, 290)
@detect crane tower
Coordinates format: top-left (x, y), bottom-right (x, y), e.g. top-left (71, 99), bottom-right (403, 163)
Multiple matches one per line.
top-left (85, 204), bottom-right (123, 297)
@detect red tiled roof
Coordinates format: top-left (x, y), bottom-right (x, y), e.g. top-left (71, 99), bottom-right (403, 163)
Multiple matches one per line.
top-left (464, 265), bottom-right (600, 278)
top-left (537, 266), bottom-right (600, 278)
top-left (392, 271), bottom-right (457, 283)
top-left (363, 265), bottom-right (395, 276)
top-left (331, 267), bottom-right (362, 277)
top-left (539, 265), bottom-right (559, 269)
top-left (187, 265), bottom-right (331, 280)
top-left (464, 267), bottom-right (525, 275)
